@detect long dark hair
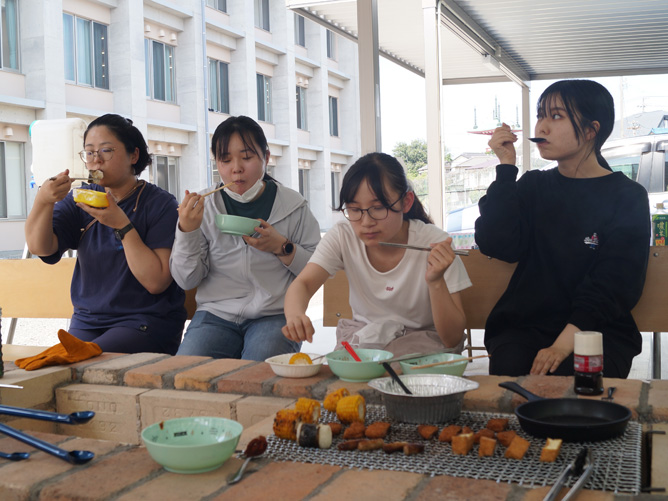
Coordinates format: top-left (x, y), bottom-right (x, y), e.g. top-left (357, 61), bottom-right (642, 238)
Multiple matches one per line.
top-left (211, 116), bottom-right (275, 182)
top-left (537, 79), bottom-right (614, 171)
top-left (337, 152), bottom-right (432, 224)
top-left (84, 114), bottom-right (151, 175)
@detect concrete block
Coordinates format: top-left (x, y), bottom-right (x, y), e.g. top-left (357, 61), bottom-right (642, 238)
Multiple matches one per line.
top-left (81, 353), bottom-right (169, 385)
top-left (235, 395), bottom-right (295, 428)
top-left (56, 384), bottom-right (149, 444)
top-left (0, 367), bottom-right (72, 408)
top-left (139, 389), bottom-right (244, 429)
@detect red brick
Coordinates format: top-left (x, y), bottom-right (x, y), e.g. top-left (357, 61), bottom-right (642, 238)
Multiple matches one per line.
top-left (215, 362), bottom-right (276, 395)
top-left (124, 355), bottom-right (210, 389)
top-left (521, 485), bottom-right (614, 500)
top-left (464, 375), bottom-right (509, 413)
top-left (81, 353), bottom-right (169, 385)
top-left (649, 379), bottom-right (668, 421)
top-left (38, 447), bottom-right (163, 500)
top-left (417, 475), bottom-right (512, 500)
top-left (211, 460), bottom-right (340, 500)
top-left (271, 368), bottom-right (335, 398)
top-left (308, 467), bottom-right (423, 501)
top-left (174, 359), bottom-right (253, 391)
top-left (0, 367), bottom-right (71, 409)
top-left (67, 352), bottom-right (126, 379)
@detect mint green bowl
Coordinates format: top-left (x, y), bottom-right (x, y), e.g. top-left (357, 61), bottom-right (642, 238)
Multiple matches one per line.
top-left (141, 417), bottom-right (243, 474)
top-left (215, 214), bottom-right (261, 236)
top-left (326, 348), bottom-right (393, 382)
top-left (399, 353), bottom-right (468, 376)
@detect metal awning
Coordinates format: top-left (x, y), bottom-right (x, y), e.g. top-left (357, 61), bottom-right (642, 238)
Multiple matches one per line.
top-left (287, 0), bottom-right (668, 223)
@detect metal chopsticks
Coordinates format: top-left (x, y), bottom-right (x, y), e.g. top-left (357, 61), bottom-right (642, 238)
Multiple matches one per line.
top-left (379, 242), bottom-right (469, 256)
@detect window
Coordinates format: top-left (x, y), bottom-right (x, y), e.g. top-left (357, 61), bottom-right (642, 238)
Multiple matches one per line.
top-left (298, 166), bottom-right (310, 201)
top-left (151, 155), bottom-right (179, 198)
top-left (208, 59), bottom-right (229, 114)
top-left (294, 15), bottom-right (305, 47)
top-left (254, 0), bottom-right (270, 31)
top-left (0, 141), bottom-right (25, 218)
top-left (206, 0), bottom-right (226, 12)
top-left (256, 74), bottom-right (272, 123)
top-left (296, 86), bottom-right (307, 130)
top-left (326, 30), bottom-right (336, 60)
top-left (1, 0), bottom-right (19, 70)
top-left (145, 39), bottom-right (175, 102)
top-left (331, 169), bottom-right (341, 209)
top-left (63, 13), bottom-right (108, 89)
top-left (329, 96), bottom-right (339, 136)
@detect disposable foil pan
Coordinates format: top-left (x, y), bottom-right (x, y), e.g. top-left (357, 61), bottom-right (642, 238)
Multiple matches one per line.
top-left (368, 374), bottom-right (479, 423)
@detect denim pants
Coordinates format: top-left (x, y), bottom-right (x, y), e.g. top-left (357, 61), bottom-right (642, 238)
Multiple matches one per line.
top-left (176, 310), bottom-right (301, 361)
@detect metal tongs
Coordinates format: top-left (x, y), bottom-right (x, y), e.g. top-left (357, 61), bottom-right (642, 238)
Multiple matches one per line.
top-left (544, 447), bottom-right (594, 501)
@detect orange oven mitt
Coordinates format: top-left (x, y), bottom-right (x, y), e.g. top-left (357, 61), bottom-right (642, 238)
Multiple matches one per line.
top-left (15, 329), bottom-right (102, 371)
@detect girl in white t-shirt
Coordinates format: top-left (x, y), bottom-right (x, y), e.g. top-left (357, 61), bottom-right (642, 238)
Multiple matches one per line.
top-left (282, 152), bottom-right (471, 356)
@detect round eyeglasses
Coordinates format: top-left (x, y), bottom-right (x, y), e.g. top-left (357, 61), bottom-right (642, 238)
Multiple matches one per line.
top-left (342, 195), bottom-right (404, 222)
top-left (80, 148), bottom-right (115, 163)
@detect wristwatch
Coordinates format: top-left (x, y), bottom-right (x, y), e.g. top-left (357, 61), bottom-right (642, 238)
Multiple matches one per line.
top-left (277, 239), bottom-right (294, 256)
top-left (114, 222), bottom-right (135, 241)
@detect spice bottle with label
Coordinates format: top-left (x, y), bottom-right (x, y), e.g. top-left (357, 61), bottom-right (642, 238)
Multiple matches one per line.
top-left (652, 202), bottom-right (668, 246)
top-left (573, 331), bottom-right (603, 395)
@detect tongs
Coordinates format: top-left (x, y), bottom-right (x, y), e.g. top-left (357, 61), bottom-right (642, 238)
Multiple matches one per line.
top-left (543, 447), bottom-right (594, 501)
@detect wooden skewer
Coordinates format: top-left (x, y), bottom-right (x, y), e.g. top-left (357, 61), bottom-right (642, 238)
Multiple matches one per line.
top-left (411, 354), bottom-right (490, 370)
top-left (201, 181), bottom-right (236, 198)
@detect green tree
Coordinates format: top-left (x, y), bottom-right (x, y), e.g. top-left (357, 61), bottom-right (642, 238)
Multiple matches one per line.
top-left (393, 139), bottom-right (428, 177)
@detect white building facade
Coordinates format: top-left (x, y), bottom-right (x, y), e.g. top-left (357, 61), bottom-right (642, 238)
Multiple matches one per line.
top-left (0, 0), bottom-right (360, 251)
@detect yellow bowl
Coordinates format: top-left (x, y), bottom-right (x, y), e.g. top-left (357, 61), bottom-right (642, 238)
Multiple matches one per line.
top-left (73, 188), bottom-right (109, 208)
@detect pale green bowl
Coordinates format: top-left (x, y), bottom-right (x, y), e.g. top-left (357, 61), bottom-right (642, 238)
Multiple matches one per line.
top-left (326, 348), bottom-right (393, 382)
top-left (215, 214), bottom-right (261, 236)
top-left (399, 353), bottom-right (468, 377)
top-left (141, 417), bottom-right (243, 474)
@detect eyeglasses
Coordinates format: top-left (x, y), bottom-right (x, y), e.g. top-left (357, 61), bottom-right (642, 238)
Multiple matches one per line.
top-left (80, 148), bottom-right (115, 163)
top-left (342, 195), bottom-right (404, 222)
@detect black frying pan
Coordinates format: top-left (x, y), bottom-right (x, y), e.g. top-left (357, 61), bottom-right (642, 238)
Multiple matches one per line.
top-left (499, 382), bottom-right (631, 442)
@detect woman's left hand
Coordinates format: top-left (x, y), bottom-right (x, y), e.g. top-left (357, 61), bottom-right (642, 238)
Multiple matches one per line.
top-left (530, 345), bottom-right (570, 375)
top-left (77, 192), bottom-right (131, 230)
top-left (243, 219), bottom-right (287, 255)
top-left (425, 237), bottom-right (455, 284)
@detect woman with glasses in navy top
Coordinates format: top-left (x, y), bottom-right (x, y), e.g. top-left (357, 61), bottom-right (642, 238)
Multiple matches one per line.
top-left (282, 152), bottom-right (471, 357)
top-left (25, 114), bottom-right (186, 355)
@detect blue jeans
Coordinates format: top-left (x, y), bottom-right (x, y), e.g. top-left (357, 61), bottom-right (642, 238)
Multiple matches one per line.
top-left (177, 311), bottom-right (301, 361)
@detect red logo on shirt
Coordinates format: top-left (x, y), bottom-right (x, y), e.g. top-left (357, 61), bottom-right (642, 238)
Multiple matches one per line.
top-left (386, 286), bottom-right (394, 291)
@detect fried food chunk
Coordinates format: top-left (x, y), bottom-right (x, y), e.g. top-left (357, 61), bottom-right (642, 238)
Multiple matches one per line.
top-left (478, 436), bottom-right (497, 457)
top-left (343, 421), bottom-right (366, 439)
top-left (365, 421), bottom-right (391, 439)
top-left (486, 418), bottom-right (509, 432)
top-left (504, 436), bottom-right (531, 460)
top-left (336, 394), bottom-right (366, 424)
top-left (324, 387), bottom-right (350, 412)
top-left (273, 409), bottom-right (300, 441)
top-left (460, 426), bottom-right (473, 436)
top-left (337, 439), bottom-right (362, 451)
top-left (403, 443), bottom-right (425, 455)
top-left (451, 432), bottom-right (475, 455)
top-left (438, 425), bottom-right (462, 443)
top-left (473, 428), bottom-right (496, 444)
top-left (327, 422), bottom-right (343, 436)
top-left (417, 424), bottom-right (439, 440)
top-left (358, 439), bottom-right (385, 451)
top-left (496, 430), bottom-right (517, 447)
top-left (540, 438), bottom-right (562, 462)
top-left (383, 442), bottom-right (408, 454)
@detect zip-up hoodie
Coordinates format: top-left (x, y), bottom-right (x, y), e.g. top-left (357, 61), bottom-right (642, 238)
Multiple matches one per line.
top-left (170, 182), bottom-right (321, 323)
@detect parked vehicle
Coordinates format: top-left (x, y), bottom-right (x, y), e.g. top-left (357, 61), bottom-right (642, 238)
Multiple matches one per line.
top-left (445, 133), bottom-right (668, 243)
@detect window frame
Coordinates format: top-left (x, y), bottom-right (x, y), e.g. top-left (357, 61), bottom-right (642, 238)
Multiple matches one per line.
top-left (256, 73), bottom-right (272, 123)
top-left (208, 58), bottom-right (229, 114)
top-left (294, 14), bottom-right (305, 47)
top-left (145, 39), bottom-right (176, 103)
top-left (150, 154), bottom-right (180, 199)
top-left (331, 169), bottom-right (341, 209)
top-left (329, 96), bottom-right (339, 137)
top-left (63, 12), bottom-right (109, 89)
top-left (1, 0), bottom-right (19, 71)
top-left (206, 0), bottom-right (227, 12)
top-left (254, 0), bottom-right (270, 31)
top-left (296, 85), bottom-right (307, 131)
top-left (0, 141), bottom-right (26, 219)
top-left (298, 166), bottom-right (310, 202)
top-left (326, 29), bottom-right (337, 60)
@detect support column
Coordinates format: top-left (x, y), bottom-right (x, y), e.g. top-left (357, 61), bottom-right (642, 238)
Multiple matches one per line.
top-left (356, 0), bottom-right (381, 153)
top-left (423, 0), bottom-right (443, 227)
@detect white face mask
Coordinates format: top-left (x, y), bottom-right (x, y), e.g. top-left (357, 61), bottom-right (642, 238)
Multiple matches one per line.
top-left (224, 178), bottom-right (265, 203)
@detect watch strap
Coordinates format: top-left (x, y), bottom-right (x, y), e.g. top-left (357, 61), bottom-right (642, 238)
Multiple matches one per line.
top-left (115, 222), bottom-right (135, 241)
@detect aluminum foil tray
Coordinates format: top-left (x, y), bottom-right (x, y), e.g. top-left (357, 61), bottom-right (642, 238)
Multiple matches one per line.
top-left (368, 374), bottom-right (479, 423)
top-left (266, 406), bottom-right (641, 495)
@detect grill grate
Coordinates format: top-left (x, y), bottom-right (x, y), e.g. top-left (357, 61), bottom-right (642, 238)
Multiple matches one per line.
top-left (266, 406), bottom-right (641, 494)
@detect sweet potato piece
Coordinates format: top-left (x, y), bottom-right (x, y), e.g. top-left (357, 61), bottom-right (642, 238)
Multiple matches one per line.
top-left (486, 418), bottom-right (509, 432)
top-left (337, 439), bottom-right (362, 451)
top-left (438, 425), bottom-right (462, 443)
top-left (383, 442), bottom-right (407, 454)
top-left (327, 422), bottom-right (343, 436)
top-left (343, 422), bottom-right (366, 439)
top-left (478, 436), bottom-right (497, 457)
top-left (365, 422), bottom-right (391, 439)
top-left (473, 428), bottom-right (495, 444)
top-left (496, 430), bottom-right (517, 447)
top-left (417, 424), bottom-right (439, 440)
top-left (403, 443), bottom-right (425, 455)
top-left (504, 436), bottom-right (530, 460)
top-left (358, 439), bottom-right (384, 451)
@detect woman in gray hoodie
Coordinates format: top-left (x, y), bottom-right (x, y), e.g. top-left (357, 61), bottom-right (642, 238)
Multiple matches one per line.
top-left (170, 116), bottom-right (321, 360)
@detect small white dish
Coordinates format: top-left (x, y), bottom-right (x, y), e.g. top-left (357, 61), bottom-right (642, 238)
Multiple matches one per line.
top-left (265, 353), bottom-right (323, 378)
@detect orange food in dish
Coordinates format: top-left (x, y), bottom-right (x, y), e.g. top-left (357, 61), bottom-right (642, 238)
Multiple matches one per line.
top-left (73, 188), bottom-right (109, 208)
top-left (289, 353), bottom-right (313, 365)
top-left (505, 436), bottom-right (530, 460)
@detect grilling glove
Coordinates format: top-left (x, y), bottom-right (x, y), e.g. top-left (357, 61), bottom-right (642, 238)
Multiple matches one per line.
top-left (15, 329), bottom-right (102, 371)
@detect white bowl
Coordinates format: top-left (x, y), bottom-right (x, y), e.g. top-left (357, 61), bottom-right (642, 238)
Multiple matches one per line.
top-left (265, 353), bottom-right (323, 378)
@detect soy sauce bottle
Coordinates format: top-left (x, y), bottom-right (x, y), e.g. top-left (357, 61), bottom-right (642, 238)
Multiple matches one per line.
top-left (573, 331), bottom-right (603, 395)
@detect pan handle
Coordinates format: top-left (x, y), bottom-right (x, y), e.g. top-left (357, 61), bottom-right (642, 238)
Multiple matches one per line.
top-left (499, 381), bottom-right (546, 402)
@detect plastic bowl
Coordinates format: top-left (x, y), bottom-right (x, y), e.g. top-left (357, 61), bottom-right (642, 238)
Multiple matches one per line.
top-left (141, 417), bottom-right (243, 474)
top-left (214, 214), bottom-right (261, 236)
top-left (326, 348), bottom-right (393, 382)
top-left (265, 353), bottom-right (323, 378)
top-left (399, 353), bottom-right (468, 377)
top-left (73, 188), bottom-right (109, 208)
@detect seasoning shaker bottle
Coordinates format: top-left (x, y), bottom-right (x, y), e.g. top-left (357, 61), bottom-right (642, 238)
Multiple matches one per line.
top-left (573, 331), bottom-right (603, 395)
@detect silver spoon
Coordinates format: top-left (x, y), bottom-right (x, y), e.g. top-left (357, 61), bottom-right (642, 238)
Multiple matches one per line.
top-left (227, 436), bottom-right (267, 485)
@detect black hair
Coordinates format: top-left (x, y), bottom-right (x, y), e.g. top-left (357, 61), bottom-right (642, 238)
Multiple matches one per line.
top-left (84, 114), bottom-right (151, 175)
top-left (211, 115), bottom-right (275, 182)
top-left (537, 79), bottom-right (615, 171)
top-left (337, 152), bottom-right (432, 224)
